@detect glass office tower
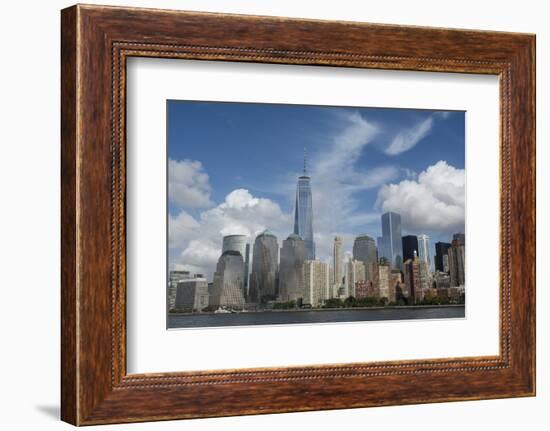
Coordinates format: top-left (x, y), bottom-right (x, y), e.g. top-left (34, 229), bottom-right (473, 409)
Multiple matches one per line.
top-left (293, 155), bottom-right (315, 260)
top-left (381, 211), bottom-right (403, 270)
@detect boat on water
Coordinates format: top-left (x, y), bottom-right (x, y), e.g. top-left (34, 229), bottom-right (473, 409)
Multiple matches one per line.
top-left (214, 307), bottom-right (232, 314)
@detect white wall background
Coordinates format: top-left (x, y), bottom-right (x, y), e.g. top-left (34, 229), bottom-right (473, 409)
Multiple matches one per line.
top-left (0, 1), bottom-right (546, 430)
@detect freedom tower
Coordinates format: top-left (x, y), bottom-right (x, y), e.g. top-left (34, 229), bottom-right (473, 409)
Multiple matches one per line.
top-left (293, 150), bottom-right (315, 260)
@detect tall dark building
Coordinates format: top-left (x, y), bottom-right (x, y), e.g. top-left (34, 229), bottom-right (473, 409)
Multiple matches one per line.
top-left (402, 235), bottom-right (419, 262)
top-left (434, 241), bottom-right (452, 272)
top-left (293, 151), bottom-right (315, 259)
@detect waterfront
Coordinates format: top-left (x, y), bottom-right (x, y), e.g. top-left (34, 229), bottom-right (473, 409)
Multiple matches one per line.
top-left (168, 305), bottom-right (465, 329)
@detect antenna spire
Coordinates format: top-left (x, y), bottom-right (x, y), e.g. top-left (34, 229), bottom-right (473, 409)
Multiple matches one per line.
top-left (303, 147), bottom-right (307, 174)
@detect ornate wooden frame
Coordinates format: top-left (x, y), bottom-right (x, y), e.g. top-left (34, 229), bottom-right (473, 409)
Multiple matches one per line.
top-left (61, 4), bottom-right (536, 425)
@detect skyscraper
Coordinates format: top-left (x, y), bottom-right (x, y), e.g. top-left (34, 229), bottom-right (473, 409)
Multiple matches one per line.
top-left (222, 234), bottom-right (250, 295)
top-left (293, 152), bottom-right (315, 260)
top-left (211, 251), bottom-right (246, 308)
top-left (380, 211), bottom-right (403, 270)
top-left (279, 234), bottom-right (307, 302)
top-left (248, 230), bottom-right (279, 303)
top-left (417, 234), bottom-right (431, 270)
top-left (402, 235), bottom-right (419, 263)
top-left (403, 254), bottom-right (430, 303)
top-left (448, 239), bottom-right (465, 287)
top-left (434, 241), bottom-right (452, 272)
top-left (353, 234), bottom-right (377, 279)
top-left (346, 259), bottom-right (366, 298)
top-left (453, 233), bottom-right (466, 247)
top-left (333, 236), bottom-right (343, 288)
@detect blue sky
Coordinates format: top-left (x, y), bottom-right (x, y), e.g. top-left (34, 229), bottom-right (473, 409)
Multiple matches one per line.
top-left (167, 100), bottom-right (465, 279)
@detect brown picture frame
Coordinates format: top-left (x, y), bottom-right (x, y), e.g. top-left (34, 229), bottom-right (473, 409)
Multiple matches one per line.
top-left (61, 4), bottom-right (536, 426)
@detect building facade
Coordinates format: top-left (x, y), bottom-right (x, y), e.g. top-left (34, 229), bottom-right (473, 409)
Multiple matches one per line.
top-left (417, 234), bottom-right (431, 270)
top-left (211, 251), bottom-right (246, 308)
top-left (403, 255), bottom-right (430, 303)
top-left (168, 270), bottom-right (192, 311)
top-left (453, 233), bottom-right (466, 246)
top-left (333, 236), bottom-right (343, 290)
top-left (346, 259), bottom-right (366, 298)
top-left (293, 157), bottom-right (315, 260)
top-left (175, 277), bottom-right (209, 311)
top-left (352, 234), bottom-right (377, 279)
top-left (448, 239), bottom-right (466, 287)
top-left (222, 234), bottom-right (250, 295)
top-left (248, 230), bottom-right (279, 303)
top-left (434, 241), bottom-right (452, 272)
top-left (278, 234), bottom-right (307, 302)
top-left (380, 211), bottom-right (404, 270)
top-left (303, 260), bottom-right (330, 307)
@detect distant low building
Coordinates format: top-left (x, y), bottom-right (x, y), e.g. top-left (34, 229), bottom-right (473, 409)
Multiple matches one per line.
top-left (175, 278), bottom-right (209, 311)
top-left (168, 270), bottom-right (192, 310)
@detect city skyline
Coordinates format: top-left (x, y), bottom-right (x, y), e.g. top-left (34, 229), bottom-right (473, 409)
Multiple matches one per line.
top-left (168, 100), bottom-right (465, 282)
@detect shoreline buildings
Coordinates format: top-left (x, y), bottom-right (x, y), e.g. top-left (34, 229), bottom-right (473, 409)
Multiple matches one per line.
top-left (170, 153), bottom-right (465, 312)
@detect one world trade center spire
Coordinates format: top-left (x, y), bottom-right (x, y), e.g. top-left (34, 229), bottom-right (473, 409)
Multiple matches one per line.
top-left (293, 149), bottom-right (315, 260)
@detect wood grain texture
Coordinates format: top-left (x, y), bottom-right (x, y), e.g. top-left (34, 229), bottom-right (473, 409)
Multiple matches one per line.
top-left (60, 4), bottom-right (536, 425)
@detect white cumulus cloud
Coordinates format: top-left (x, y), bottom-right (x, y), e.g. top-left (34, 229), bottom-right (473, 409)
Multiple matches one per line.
top-left (376, 160), bottom-right (465, 234)
top-left (168, 158), bottom-right (213, 209)
top-left (169, 189), bottom-right (291, 279)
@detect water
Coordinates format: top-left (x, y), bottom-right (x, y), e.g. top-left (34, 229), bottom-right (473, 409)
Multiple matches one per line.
top-left (168, 305), bottom-right (465, 329)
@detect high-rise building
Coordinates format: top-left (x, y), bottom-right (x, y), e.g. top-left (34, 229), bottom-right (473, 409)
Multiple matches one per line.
top-left (417, 234), bottom-right (431, 270)
top-left (333, 236), bottom-right (343, 289)
top-left (389, 269), bottom-right (404, 303)
top-left (346, 259), bottom-right (366, 298)
top-left (279, 234), bottom-right (307, 302)
top-left (453, 233), bottom-right (466, 246)
top-left (403, 254), bottom-right (430, 303)
top-left (380, 211), bottom-right (403, 269)
top-left (434, 242), bottom-right (452, 272)
top-left (402, 235), bottom-right (419, 262)
top-left (168, 270), bottom-right (192, 311)
top-left (211, 251), bottom-right (246, 308)
top-left (448, 239), bottom-right (466, 287)
top-left (303, 260), bottom-right (330, 307)
top-left (353, 234), bottom-right (377, 279)
top-left (175, 277), bottom-right (209, 311)
top-left (222, 234), bottom-right (250, 295)
top-left (248, 230), bottom-right (279, 303)
top-left (373, 260), bottom-right (391, 300)
top-left (293, 152), bottom-right (315, 259)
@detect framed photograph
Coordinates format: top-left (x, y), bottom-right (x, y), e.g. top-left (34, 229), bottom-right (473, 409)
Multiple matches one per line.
top-left (61, 4), bottom-right (535, 425)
